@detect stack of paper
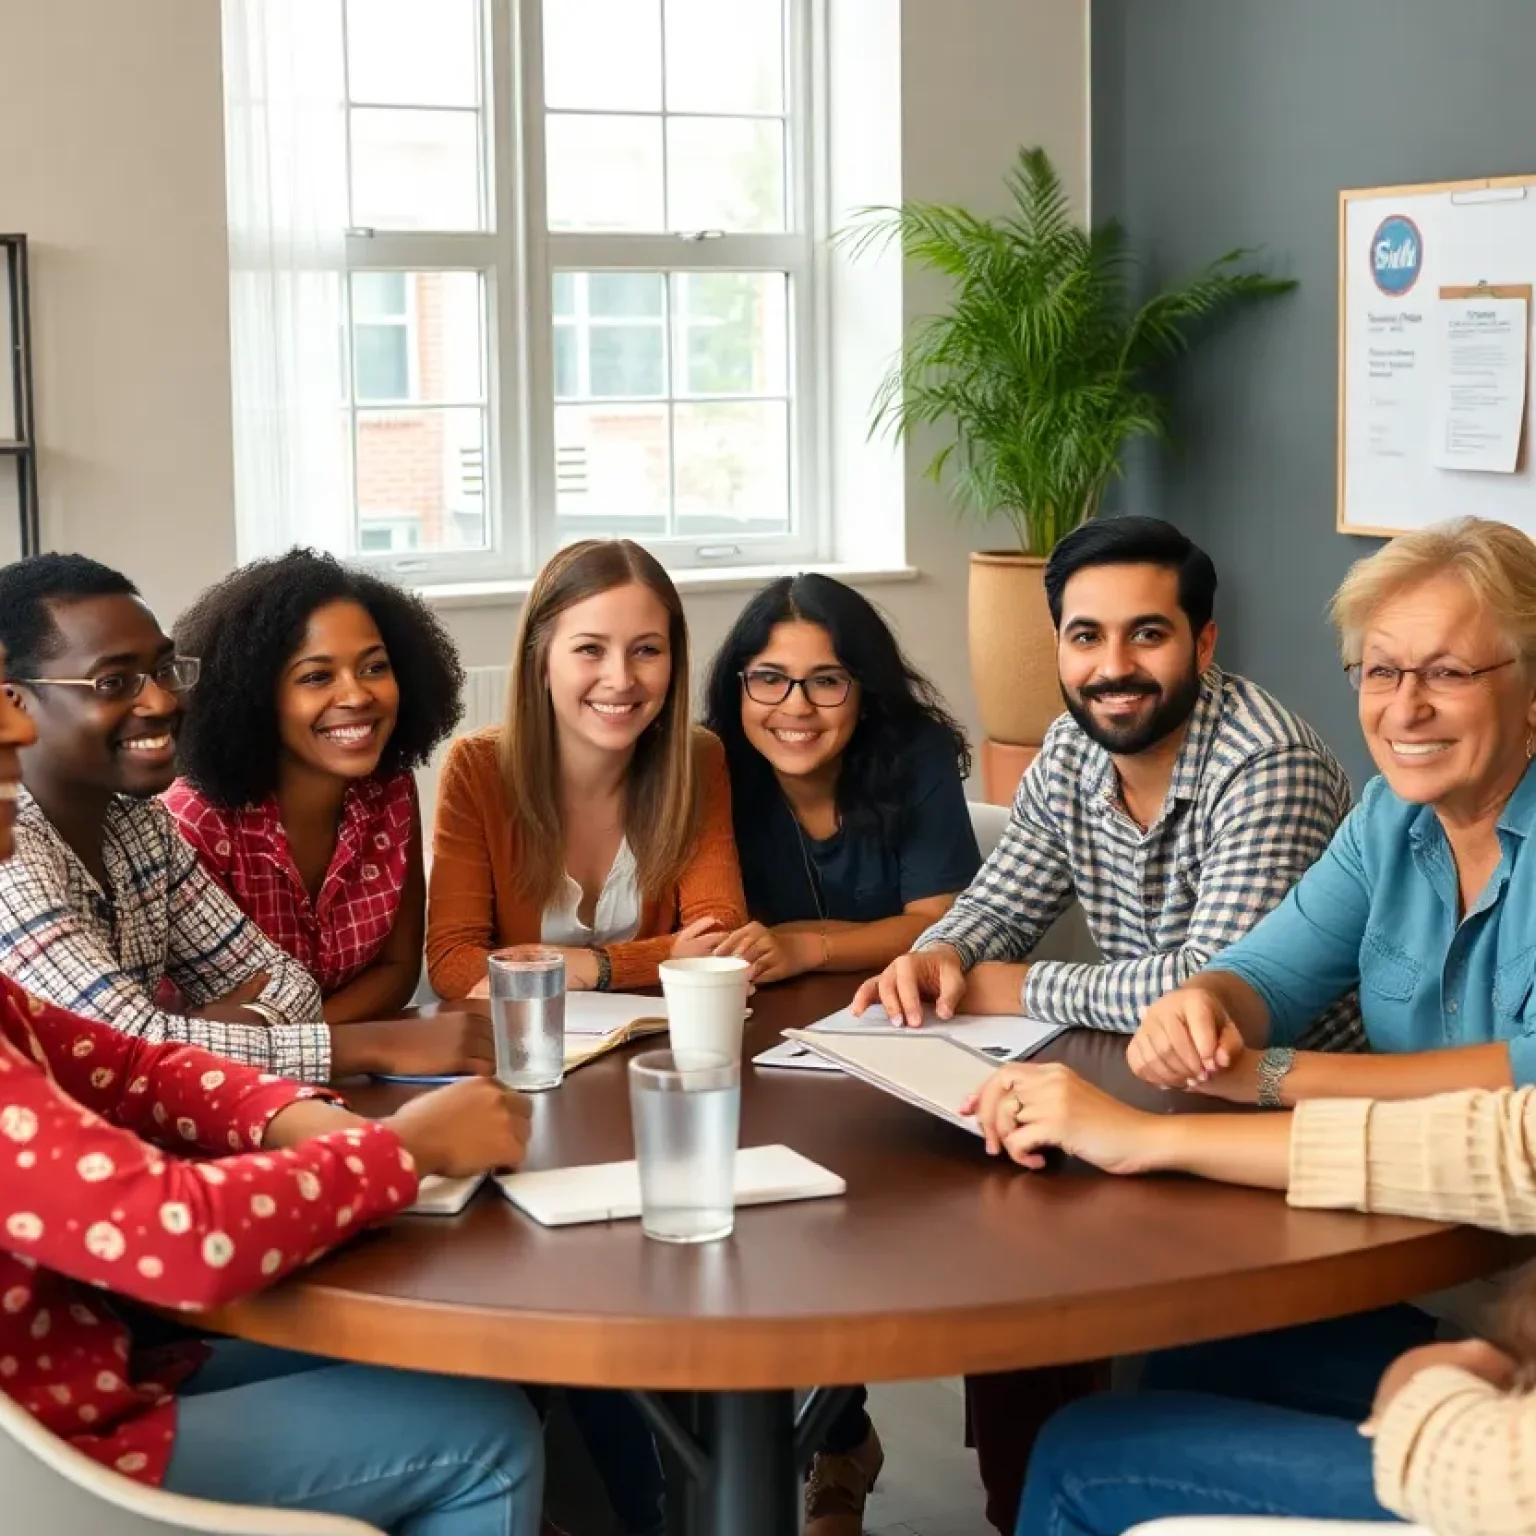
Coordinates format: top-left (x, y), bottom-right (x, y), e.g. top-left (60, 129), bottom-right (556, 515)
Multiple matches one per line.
top-left (753, 1002), bottom-right (1060, 1072)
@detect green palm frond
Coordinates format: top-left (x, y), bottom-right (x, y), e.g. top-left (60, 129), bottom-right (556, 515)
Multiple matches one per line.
top-left (840, 147), bottom-right (1297, 553)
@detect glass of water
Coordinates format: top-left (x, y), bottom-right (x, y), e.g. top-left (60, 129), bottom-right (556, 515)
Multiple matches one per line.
top-left (628, 1050), bottom-right (741, 1243)
top-left (488, 946), bottom-right (566, 1092)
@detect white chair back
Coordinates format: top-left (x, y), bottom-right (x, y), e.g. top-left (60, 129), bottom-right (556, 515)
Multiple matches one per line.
top-left (0, 1388), bottom-right (386, 1536)
top-left (967, 799), bottom-right (1012, 863)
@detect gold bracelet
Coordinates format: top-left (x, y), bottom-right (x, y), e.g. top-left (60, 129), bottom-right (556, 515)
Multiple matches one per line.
top-left (819, 924), bottom-right (832, 970)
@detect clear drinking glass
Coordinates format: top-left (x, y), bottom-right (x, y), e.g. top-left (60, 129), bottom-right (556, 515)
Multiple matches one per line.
top-left (488, 946), bottom-right (566, 1092)
top-left (628, 1050), bottom-right (741, 1243)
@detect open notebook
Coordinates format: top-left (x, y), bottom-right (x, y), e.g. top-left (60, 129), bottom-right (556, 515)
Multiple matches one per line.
top-left (778, 1028), bottom-right (1009, 1135)
top-left (376, 993), bottom-right (667, 1084)
top-left (407, 1144), bottom-right (843, 1222)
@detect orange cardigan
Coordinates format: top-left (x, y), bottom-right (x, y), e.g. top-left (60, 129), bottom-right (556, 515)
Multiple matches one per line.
top-left (426, 726), bottom-right (747, 997)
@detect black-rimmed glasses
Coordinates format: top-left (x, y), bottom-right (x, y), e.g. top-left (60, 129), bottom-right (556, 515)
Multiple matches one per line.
top-left (18, 656), bottom-right (202, 701)
top-left (740, 668), bottom-right (855, 707)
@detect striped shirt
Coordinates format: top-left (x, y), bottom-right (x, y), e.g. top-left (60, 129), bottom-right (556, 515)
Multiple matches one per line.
top-left (0, 790), bottom-right (329, 1079)
top-left (918, 668), bottom-right (1362, 1044)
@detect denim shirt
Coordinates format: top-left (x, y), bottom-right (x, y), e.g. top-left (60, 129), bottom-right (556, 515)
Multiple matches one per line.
top-left (1205, 764), bottom-right (1536, 1083)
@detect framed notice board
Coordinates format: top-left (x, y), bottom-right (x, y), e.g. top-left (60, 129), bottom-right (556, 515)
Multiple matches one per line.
top-left (1338, 174), bottom-right (1536, 538)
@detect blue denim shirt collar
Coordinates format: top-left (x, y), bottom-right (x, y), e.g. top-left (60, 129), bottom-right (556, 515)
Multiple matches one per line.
top-left (1405, 760), bottom-right (1536, 920)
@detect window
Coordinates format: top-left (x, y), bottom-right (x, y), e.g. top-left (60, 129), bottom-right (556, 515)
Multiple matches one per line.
top-left (338, 0), bottom-right (821, 579)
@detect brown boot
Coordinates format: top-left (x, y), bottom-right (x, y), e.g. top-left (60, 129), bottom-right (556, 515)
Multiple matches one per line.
top-left (805, 1424), bottom-right (884, 1536)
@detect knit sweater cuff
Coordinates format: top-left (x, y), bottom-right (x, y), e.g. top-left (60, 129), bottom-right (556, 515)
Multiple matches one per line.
top-left (1371, 1363), bottom-right (1500, 1520)
top-left (1287, 1098), bottom-right (1373, 1209)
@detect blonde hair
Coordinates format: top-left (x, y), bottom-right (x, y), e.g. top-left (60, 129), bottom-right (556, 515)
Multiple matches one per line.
top-left (499, 540), bottom-right (699, 908)
top-left (1330, 517), bottom-right (1536, 665)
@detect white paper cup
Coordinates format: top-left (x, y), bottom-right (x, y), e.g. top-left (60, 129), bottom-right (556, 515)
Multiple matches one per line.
top-left (659, 956), bottom-right (752, 1061)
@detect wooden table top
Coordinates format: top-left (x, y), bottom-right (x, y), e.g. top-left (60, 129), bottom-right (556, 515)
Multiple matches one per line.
top-left (194, 975), bottom-right (1514, 1389)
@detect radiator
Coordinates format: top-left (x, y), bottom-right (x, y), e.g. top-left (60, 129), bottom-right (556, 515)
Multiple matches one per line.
top-left (417, 664), bottom-right (511, 830)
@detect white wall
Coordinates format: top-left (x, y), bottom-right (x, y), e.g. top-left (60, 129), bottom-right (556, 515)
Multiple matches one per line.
top-left (0, 0), bottom-right (238, 620)
top-left (5, 0), bottom-right (1088, 746)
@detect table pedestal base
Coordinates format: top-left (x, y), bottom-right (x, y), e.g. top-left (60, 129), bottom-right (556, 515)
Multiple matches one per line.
top-left (631, 1386), bottom-right (856, 1536)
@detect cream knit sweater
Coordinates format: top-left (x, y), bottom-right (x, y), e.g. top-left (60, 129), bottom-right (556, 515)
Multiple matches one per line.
top-left (1289, 1090), bottom-right (1536, 1536)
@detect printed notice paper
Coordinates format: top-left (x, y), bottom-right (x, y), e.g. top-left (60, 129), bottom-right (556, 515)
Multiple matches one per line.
top-left (1431, 297), bottom-right (1529, 473)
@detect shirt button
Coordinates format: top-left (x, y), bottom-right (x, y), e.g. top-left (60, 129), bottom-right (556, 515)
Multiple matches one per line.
top-left (1447, 1000), bottom-right (1460, 1015)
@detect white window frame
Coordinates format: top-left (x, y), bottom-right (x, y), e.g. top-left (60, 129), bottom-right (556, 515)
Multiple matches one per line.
top-left (341, 0), bottom-right (828, 585)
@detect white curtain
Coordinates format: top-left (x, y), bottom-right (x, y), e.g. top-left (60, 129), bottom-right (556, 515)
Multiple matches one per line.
top-left (221, 0), bottom-right (351, 560)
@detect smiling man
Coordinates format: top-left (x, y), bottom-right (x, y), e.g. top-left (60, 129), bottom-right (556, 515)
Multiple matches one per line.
top-left (858, 516), bottom-right (1361, 1045)
top-left (0, 555), bottom-right (347, 1081)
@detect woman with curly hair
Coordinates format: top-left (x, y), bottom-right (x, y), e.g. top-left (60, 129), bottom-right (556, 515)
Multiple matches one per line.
top-left (166, 549), bottom-right (464, 1023)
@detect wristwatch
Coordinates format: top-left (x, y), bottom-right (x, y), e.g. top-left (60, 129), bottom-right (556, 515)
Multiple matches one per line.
top-left (592, 946), bottom-right (613, 992)
top-left (1256, 1046), bottom-right (1297, 1110)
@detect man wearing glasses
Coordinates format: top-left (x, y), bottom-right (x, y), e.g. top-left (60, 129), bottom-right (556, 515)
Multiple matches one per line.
top-left (0, 556), bottom-right (342, 1083)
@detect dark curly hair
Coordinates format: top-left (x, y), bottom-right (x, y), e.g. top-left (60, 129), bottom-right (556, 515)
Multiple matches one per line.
top-left (172, 549), bottom-right (465, 808)
top-left (702, 574), bottom-right (970, 843)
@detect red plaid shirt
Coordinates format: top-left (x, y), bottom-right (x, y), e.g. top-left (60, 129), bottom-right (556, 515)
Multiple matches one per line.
top-left (164, 774), bottom-right (416, 998)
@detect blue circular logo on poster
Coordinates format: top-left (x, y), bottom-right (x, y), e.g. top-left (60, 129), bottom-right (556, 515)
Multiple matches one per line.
top-left (1371, 214), bottom-right (1422, 295)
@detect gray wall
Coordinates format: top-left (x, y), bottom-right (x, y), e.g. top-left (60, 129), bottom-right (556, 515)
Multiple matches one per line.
top-left (1092, 0), bottom-right (1536, 787)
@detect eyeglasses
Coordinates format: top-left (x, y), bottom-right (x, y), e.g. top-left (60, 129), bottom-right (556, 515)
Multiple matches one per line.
top-left (740, 668), bottom-right (855, 707)
top-left (1345, 657), bottom-right (1517, 695)
top-left (18, 656), bottom-right (202, 701)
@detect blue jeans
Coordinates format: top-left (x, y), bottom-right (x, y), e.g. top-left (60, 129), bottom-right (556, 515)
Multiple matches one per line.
top-left (163, 1342), bottom-right (543, 1536)
top-left (1017, 1306), bottom-right (1437, 1536)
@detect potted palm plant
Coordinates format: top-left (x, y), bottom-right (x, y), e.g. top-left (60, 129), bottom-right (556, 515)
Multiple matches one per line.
top-left (843, 147), bottom-right (1296, 750)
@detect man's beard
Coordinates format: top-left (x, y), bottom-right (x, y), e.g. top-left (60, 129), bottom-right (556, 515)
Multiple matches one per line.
top-left (1060, 665), bottom-right (1203, 756)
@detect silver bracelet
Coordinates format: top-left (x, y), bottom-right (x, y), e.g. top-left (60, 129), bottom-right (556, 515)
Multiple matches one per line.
top-left (1256, 1046), bottom-right (1297, 1110)
top-left (243, 1000), bottom-right (284, 1028)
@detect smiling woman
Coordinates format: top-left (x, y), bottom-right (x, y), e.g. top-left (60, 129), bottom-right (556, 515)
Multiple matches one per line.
top-left (167, 550), bottom-right (466, 1023)
top-left (425, 539), bottom-right (746, 1000)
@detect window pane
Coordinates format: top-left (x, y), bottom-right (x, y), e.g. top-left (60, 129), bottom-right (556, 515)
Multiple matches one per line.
top-left (675, 272), bottom-right (787, 396)
top-left (589, 325), bottom-right (665, 397)
top-left (555, 403), bottom-right (670, 537)
top-left (546, 114), bottom-right (663, 231)
top-left (664, 0), bottom-right (784, 114)
top-left (355, 324), bottom-right (410, 402)
top-left (354, 405), bottom-right (488, 551)
top-left (673, 401), bottom-right (789, 534)
top-left (542, 0), bottom-right (661, 112)
top-left (349, 272), bottom-right (484, 404)
top-left (589, 272), bottom-right (664, 318)
top-left (350, 107), bottom-right (482, 230)
top-left (552, 271), bottom-right (577, 317)
top-left (346, 0), bottom-right (480, 107)
top-left (353, 270), bottom-right (408, 320)
top-left (553, 326), bottom-right (579, 399)
top-left (666, 117), bottom-right (784, 232)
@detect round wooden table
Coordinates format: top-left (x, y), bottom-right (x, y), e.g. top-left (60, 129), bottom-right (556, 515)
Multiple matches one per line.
top-left (194, 975), bottom-right (1513, 1534)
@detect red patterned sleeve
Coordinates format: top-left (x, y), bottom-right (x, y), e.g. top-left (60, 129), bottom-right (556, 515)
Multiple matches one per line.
top-left (0, 982), bottom-right (417, 1311)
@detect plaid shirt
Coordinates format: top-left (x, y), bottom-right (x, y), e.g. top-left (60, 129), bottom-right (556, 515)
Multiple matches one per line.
top-left (165, 773), bottom-right (415, 997)
top-left (919, 668), bottom-right (1363, 1046)
top-left (0, 791), bottom-right (329, 1079)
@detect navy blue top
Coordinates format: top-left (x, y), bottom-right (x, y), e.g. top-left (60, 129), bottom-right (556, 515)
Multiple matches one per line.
top-left (733, 724), bottom-right (981, 926)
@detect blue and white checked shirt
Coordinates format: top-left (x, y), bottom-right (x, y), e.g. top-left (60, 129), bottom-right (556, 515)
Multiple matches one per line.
top-left (0, 790), bottom-right (330, 1079)
top-left (918, 668), bottom-right (1363, 1045)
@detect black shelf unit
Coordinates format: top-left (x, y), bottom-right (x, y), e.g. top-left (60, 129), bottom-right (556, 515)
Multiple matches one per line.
top-left (0, 235), bottom-right (38, 556)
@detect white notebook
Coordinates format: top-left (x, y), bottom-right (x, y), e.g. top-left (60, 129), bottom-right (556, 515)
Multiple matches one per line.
top-left (407, 1173), bottom-right (487, 1216)
top-left (494, 1143), bottom-right (844, 1227)
top-left (779, 1028), bottom-right (1006, 1135)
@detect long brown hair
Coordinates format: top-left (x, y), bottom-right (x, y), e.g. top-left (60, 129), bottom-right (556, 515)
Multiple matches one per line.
top-left (499, 540), bottom-right (699, 908)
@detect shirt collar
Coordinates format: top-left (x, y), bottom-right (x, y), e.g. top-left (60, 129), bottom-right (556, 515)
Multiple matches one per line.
top-left (1083, 666), bottom-right (1226, 815)
top-left (1407, 759), bottom-right (1536, 845)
